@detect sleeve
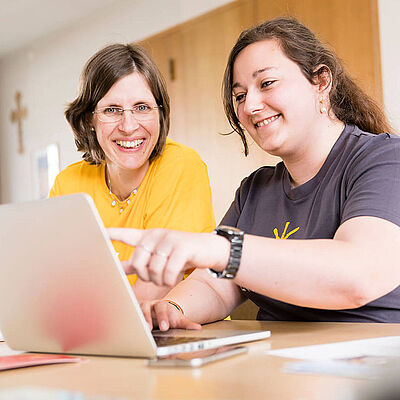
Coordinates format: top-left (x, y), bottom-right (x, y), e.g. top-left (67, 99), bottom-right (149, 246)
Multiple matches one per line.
top-left (342, 135), bottom-right (400, 227)
top-left (220, 188), bottom-right (241, 227)
top-left (48, 163), bottom-right (84, 199)
top-left (144, 145), bottom-right (216, 233)
top-left (48, 173), bottom-right (64, 198)
top-left (220, 171), bottom-right (255, 227)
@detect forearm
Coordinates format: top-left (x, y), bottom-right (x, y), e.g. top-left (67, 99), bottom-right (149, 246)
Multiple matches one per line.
top-left (235, 226), bottom-right (400, 309)
top-left (162, 270), bottom-right (244, 324)
top-left (109, 217), bottom-right (400, 312)
top-left (133, 278), bottom-right (174, 301)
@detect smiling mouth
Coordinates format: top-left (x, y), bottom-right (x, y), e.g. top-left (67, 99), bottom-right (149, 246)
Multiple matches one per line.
top-left (115, 139), bottom-right (144, 149)
top-left (255, 114), bottom-right (280, 128)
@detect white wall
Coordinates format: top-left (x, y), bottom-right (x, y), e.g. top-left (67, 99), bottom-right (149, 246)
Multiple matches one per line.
top-left (0, 0), bottom-right (235, 213)
top-left (1, 0), bottom-right (398, 222)
top-left (378, 0), bottom-right (400, 132)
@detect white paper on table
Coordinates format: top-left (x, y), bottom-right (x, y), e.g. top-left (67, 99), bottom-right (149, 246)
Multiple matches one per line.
top-left (269, 336), bottom-right (400, 379)
top-left (283, 358), bottom-right (400, 379)
top-left (268, 335), bottom-right (400, 360)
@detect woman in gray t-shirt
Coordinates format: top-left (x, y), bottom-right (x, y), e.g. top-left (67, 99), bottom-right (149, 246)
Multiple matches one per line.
top-left (110, 17), bottom-right (400, 327)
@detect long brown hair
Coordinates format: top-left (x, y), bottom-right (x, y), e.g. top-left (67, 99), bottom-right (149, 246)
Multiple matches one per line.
top-left (65, 43), bottom-right (170, 164)
top-left (223, 17), bottom-right (392, 155)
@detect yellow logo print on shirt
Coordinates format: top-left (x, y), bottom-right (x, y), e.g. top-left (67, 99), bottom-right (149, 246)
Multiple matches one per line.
top-left (273, 221), bottom-right (299, 239)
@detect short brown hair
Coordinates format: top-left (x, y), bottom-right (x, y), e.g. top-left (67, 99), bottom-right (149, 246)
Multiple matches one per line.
top-left (65, 43), bottom-right (170, 164)
top-left (223, 17), bottom-right (392, 155)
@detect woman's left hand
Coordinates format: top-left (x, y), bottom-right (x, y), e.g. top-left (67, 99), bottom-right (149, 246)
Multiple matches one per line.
top-left (108, 228), bottom-right (229, 287)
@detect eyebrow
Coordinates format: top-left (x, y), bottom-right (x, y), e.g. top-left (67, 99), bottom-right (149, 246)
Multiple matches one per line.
top-left (232, 67), bottom-right (277, 90)
top-left (98, 100), bottom-right (151, 107)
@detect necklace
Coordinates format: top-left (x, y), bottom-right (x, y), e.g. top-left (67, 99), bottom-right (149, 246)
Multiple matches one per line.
top-left (107, 172), bottom-right (138, 214)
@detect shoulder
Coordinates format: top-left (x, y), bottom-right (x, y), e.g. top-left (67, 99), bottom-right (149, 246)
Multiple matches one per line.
top-left (152, 138), bottom-right (207, 175)
top-left (235, 164), bottom-right (281, 204)
top-left (143, 139), bottom-right (212, 202)
top-left (345, 124), bottom-right (400, 153)
top-left (343, 125), bottom-right (400, 170)
top-left (240, 164), bottom-right (280, 191)
top-left (161, 138), bottom-right (204, 164)
top-left (339, 126), bottom-right (400, 227)
top-left (56, 160), bottom-right (101, 180)
top-left (52, 160), bottom-right (102, 195)
top-left (55, 160), bottom-right (85, 180)
top-left (60, 160), bottom-right (98, 175)
top-left (223, 164), bottom-right (280, 224)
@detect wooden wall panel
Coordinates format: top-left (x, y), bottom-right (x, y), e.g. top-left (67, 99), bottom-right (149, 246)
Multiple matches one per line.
top-left (143, 1), bottom-right (255, 145)
top-left (141, 30), bottom-right (186, 143)
top-left (255, 0), bottom-right (382, 104)
top-left (178, 1), bottom-right (254, 149)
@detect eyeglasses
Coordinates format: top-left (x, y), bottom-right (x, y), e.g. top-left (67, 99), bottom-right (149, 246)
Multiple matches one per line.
top-left (93, 104), bottom-right (161, 123)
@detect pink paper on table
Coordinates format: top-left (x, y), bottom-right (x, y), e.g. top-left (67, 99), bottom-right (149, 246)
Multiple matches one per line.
top-left (0, 354), bottom-right (82, 371)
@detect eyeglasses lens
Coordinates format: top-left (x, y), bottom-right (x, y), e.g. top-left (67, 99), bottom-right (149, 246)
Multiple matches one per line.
top-left (96, 106), bottom-right (157, 123)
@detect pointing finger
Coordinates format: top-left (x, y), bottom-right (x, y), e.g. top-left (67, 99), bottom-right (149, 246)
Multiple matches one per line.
top-left (107, 228), bottom-right (144, 247)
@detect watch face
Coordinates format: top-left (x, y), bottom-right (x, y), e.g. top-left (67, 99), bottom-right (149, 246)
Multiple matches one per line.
top-left (217, 225), bottom-right (242, 235)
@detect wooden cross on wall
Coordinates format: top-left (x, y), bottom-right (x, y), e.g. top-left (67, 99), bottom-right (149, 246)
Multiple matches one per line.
top-left (10, 91), bottom-right (28, 154)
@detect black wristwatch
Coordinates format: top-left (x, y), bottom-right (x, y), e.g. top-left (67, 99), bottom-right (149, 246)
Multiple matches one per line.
top-left (208, 225), bottom-right (244, 279)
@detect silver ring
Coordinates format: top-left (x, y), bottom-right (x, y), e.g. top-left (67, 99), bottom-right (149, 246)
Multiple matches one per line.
top-left (155, 250), bottom-right (169, 258)
top-left (137, 244), bottom-right (153, 254)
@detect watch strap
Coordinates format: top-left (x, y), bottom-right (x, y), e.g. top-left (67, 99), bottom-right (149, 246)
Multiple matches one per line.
top-left (208, 226), bottom-right (244, 279)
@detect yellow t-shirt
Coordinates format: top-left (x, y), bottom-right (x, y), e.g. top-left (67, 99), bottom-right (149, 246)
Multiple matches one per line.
top-left (49, 138), bottom-right (216, 283)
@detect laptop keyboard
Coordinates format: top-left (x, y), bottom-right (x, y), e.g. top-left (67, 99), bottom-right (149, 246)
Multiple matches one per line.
top-left (152, 335), bottom-right (216, 347)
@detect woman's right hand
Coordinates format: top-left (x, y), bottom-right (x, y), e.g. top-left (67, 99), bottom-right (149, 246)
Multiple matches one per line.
top-left (140, 299), bottom-right (202, 331)
top-left (108, 228), bottom-right (230, 287)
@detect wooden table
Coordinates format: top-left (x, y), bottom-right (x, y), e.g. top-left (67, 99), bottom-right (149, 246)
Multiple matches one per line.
top-left (0, 320), bottom-right (399, 399)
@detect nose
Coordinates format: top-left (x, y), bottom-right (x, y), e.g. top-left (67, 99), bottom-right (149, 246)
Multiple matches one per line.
top-left (119, 110), bottom-right (140, 133)
top-left (242, 89), bottom-right (265, 115)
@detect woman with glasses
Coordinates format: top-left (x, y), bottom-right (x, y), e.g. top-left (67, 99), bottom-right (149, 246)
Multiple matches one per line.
top-left (109, 17), bottom-right (400, 329)
top-left (50, 43), bottom-right (215, 301)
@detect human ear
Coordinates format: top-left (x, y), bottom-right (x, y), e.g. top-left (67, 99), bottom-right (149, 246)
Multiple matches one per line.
top-left (313, 65), bottom-right (332, 94)
top-left (88, 113), bottom-right (96, 133)
top-left (313, 65), bottom-right (332, 114)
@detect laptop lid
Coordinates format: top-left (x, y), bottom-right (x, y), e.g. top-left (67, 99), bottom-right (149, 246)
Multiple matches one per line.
top-left (0, 194), bottom-right (269, 358)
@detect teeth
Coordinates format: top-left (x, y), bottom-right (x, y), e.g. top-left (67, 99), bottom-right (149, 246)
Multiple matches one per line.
top-left (256, 115), bottom-right (280, 127)
top-left (115, 139), bottom-right (144, 148)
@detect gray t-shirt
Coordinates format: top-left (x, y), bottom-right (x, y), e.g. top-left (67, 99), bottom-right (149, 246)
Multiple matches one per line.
top-left (221, 125), bottom-right (400, 322)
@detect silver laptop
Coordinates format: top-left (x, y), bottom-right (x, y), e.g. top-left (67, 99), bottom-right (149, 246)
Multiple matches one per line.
top-left (0, 193), bottom-right (270, 358)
